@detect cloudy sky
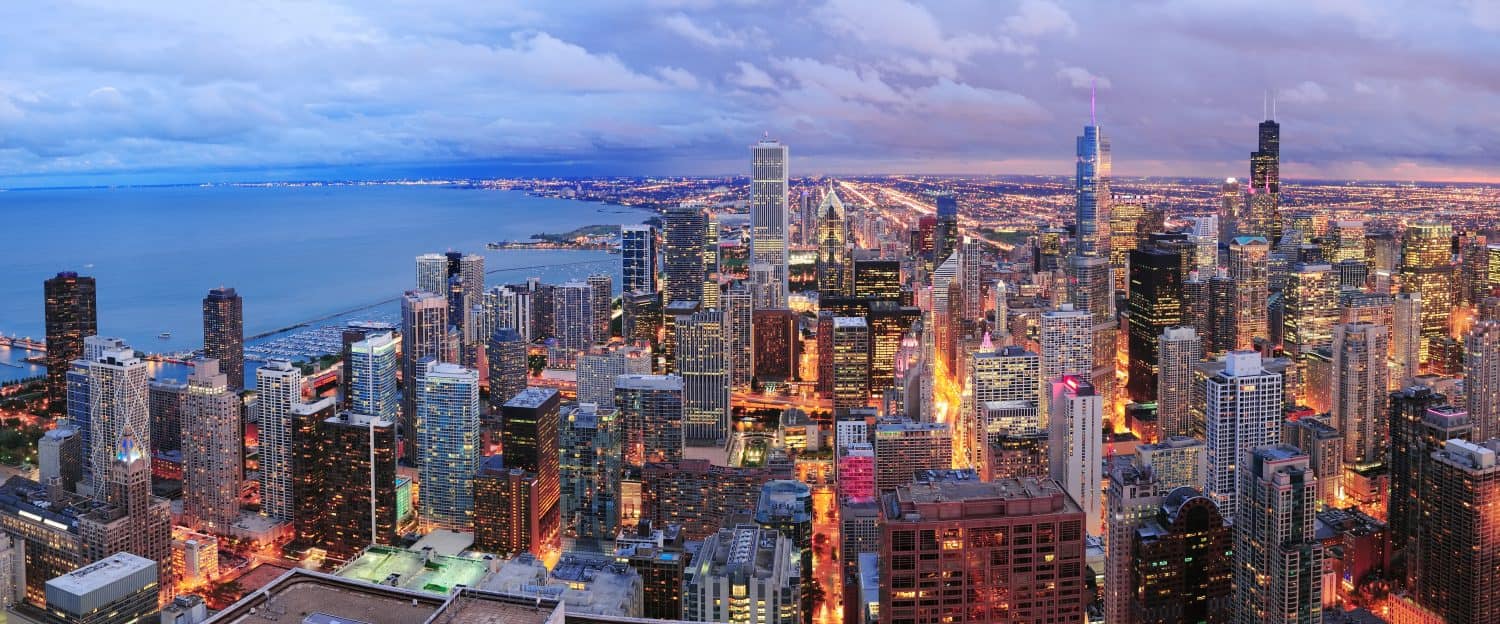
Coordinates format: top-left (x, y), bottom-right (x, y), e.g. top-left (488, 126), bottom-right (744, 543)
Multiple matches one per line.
top-left (1, 0), bottom-right (1498, 186)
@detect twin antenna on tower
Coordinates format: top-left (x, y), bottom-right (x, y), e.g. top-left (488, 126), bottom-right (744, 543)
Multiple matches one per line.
top-left (1264, 90), bottom-right (1277, 120)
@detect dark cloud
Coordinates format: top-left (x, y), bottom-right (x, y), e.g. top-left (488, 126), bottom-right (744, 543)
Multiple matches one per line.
top-left (0, 0), bottom-right (1497, 185)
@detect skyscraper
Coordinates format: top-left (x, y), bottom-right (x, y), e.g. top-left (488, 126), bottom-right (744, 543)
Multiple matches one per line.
top-left (587, 273), bottom-right (613, 344)
top-left (314, 409), bottom-right (398, 561)
top-left (1416, 438), bottom-right (1500, 624)
top-left (750, 138), bottom-right (790, 307)
top-left (1219, 178), bottom-right (1241, 244)
top-left (873, 418), bottom-right (952, 492)
top-left (723, 285), bottom-right (753, 389)
top-left (576, 345), bottom-right (651, 407)
top-left (663, 204), bottom-right (707, 306)
top-left (415, 253), bottom-right (448, 295)
top-left (44, 272), bottom-right (96, 414)
top-left (1331, 322), bottom-right (1389, 468)
top-left (497, 388), bottom-right (560, 555)
top-left (831, 317), bottom-right (870, 409)
top-left (181, 359), bottom-right (241, 532)
top-left (84, 343), bottom-right (149, 498)
top-left (1242, 113), bottom-right (1281, 240)
top-left (683, 523), bottom-right (802, 624)
top-left (1158, 327), bottom-right (1202, 439)
top-left (417, 362), bottom-right (481, 531)
top-left (1392, 293), bottom-right (1422, 388)
top-left (473, 455), bottom-right (558, 559)
top-left (1389, 397), bottom-right (1469, 588)
top-left (933, 195), bottom-right (960, 265)
top-left (815, 184), bottom-right (849, 297)
top-left (346, 331), bottom-right (399, 424)
top-left (1041, 305), bottom-right (1094, 387)
top-left (1130, 488), bottom-right (1233, 624)
top-left (1105, 439), bottom-right (1217, 624)
top-left (676, 309), bottom-right (729, 445)
top-left (486, 327), bottom-right (528, 409)
top-left (879, 473), bottom-right (1087, 624)
top-left (752, 308), bottom-right (799, 383)
top-left (400, 289), bottom-right (449, 461)
top-left (1127, 248), bottom-right (1184, 403)
top-left (1401, 220), bottom-right (1456, 360)
top-left (1229, 237), bottom-right (1270, 349)
top-left (621, 225), bottom-right (658, 295)
top-left (1233, 445), bottom-right (1323, 624)
top-left (201, 287), bottom-right (244, 391)
top-left (551, 281), bottom-right (595, 354)
top-left (255, 359), bottom-right (302, 521)
top-left (1203, 351), bottom-right (1283, 517)
top-left (1464, 320), bottom-right (1500, 439)
top-left (615, 374), bottom-right (683, 467)
top-left (559, 403), bottom-right (623, 544)
top-left (1075, 99), bottom-right (1112, 258)
top-left (1048, 376), bottom-right (1103, 535)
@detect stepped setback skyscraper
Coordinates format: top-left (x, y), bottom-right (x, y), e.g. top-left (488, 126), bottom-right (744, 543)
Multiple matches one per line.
top-left (1075, 95), bottom-right (1112, 258)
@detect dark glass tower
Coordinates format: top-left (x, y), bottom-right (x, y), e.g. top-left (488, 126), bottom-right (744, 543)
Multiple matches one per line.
top-left (43, 272), bottom-right (97, 414)
top-left (1244, 112), bottom-right (1281, 240)
top-left (1075, 102), bottom-right (1112, 258)
top-left (1127, 248), bottom-right (1184, 403)
top-left (202, 287), bottom-right (244, 391)
top-left (933, 195), bottom-right (959, 265)
top-left (663, 204), bottom-right (707, 305)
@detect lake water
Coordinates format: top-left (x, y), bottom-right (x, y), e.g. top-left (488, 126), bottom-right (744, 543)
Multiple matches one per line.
top-left (0, 184), bottom-right (647, 384)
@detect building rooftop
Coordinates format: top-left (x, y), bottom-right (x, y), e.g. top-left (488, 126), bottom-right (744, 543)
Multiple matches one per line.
top-left (205, 568), bottom-right (568, 624)
top-left (46, 552), bottom-right (155, 596)
top-left (505, 387), bottom-right (560, 410)
top-left (833, 316), bottom-right (867, 329)
top-left (410, 529), bottom-right (475, 557)
top-left (886, 476), bottom-right (1079, 520)
top-left (613, 374), bottom-right (683, 391)
top-left (335, 545), bottom-right (490, 596)
top-left (325, 410), bottom-right (393, 428)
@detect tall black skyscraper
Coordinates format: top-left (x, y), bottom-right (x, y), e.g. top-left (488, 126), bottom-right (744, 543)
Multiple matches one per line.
top-left (1126, 248), bottom-right (1183, 403)
top-left (202, 287), bottom-right (244, 391)
top-left (663, 204), bottom-right (707, 305)
top-left (43, 272), bottom-right (97, 413)
top-left (933, 195), bottom-right (959, 266)
top-left (1244, 106), bottom-right (1281, 240)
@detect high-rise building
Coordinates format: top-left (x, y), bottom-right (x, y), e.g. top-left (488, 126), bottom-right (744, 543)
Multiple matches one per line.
top-left (615, 374), bottom-right (683, 467)
top-left (1205, 268), bottom-right (1238, 355)
top-left (1284, 263), bottom-right (1340, 398)
top-left (201, 287), bottom-right (244, 392)
top-left (1040, 305), bottom-right (1094, 384)
top-left (486, 327), bottom-right (528, 409)
top-left (970, 345), bottom-right (1041, 448)
top-left (873, 418), bottom-right (952, 492)
top-left (1282, 417), bottom-right (1343, 509)
top-left (1108, 198), bottom-right (1148, 292)
top-left (1067, 254), bottom-right (1113, 323)
top-left (1075, 103), bottom-right (1112, 258)
top-left (560, 403), bottom-right (623, 544)
top-left (880, 473), bottom-right (1087, 624)
top-left (44, 272), bottom-right (97, 414)
top-left (400, 290), bottom-right (449, 461)
top-left (255, 359), bottom-right (302, 521)
top-left (417, 362), bottom-right (481, 530)
top-left (1219, 178), bottom-right (1241, 244)
top-left (289, 398), bottom-right (335, 550)
top-left (550, 281), bottom-right (595, 357)
top-left (831, 317), bottom-right (871, 409)
top-left (181, 359), bottom-right (241, 532)
top-left (1331, 322), bottom-right (1390, 467)
top-left (415, 253), bottom-right (447, 295)
top-left (1392, 293), bottom-right (1422, 388)
top-left (38, 427), bottom-right (82, 493)
top-left (852, 259), bottom-right (902, 301)
top-left (1229, 237), bottom-right (1270, 349)
top-left (346, 331), bottom-right (399, 424)
top-left (1203, 351), bottom-right (1283, 518)
top-left (755, 480), bottom-right (814, 622)
top-left (750, 138), bottom-right (790, 307)
top-left (1390, 396), bottom-right (1470, 587)
top-left (1131, 488), bottom-right (1233, 624)
top-left (44, 552), bottom-right (160, 624)
top-left (724, 285), bottom-right (753, 389)
top-left (1242, 113), bottom-right (1281, 240)
top-left (1417, 439), bottom-right (1500, 624)
top-left (621, 289), bottom-right (661, 345)
top-left (1048, 376), bottom-right (1103, 535)
top-left (815, 185), bottom-right (849, 297)
top-left (675, 309), bottom-right (729, 445)
top-left (683, 523), bottom-right (801, 624)
top-left (314, 410), bottom-right (398, 561)
top-left (1105, 439), bottom-right (1218, 624)
top-left (146, 379), bottom-right (186, 456)
top-left (472, 457), bottom-right (555, 562)
top-left (640, 459), bottom-right (793, 541)
top-left (500, 387), bottom-right (559, 477)
top-left (752, 308), bottom-right (799, 383)
top-left (621, 225), bottom-right (658, 295)
top-left (1401, 221), bottom-right (1456, 360)
top-left (1158, 327), bottom-right (1202, 439)
top-left (1465, 321), bottom-right (1500, 439)
top-left (84, 344), bottom-right (149, 498)
top-left (587, 273), bottom-right (613, 344)
top-left (83, 431), bottom-right (173, 596)
top-left (1128, 248), bottom-right (1184, 403)
top-left (661, 299), bottom-right (700, 374)
top-left (576, 345), bottom-right (651, 407)
top-left (1233, 445), bottom-right (1323, 624)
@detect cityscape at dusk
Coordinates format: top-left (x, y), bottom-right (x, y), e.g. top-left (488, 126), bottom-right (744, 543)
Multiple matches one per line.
top-left (2, 2), bottom-right (1500, 624)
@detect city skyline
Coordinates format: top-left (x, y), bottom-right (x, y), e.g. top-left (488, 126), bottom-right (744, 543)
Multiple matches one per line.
top-left (2, 1), bottom-right (1500, 188)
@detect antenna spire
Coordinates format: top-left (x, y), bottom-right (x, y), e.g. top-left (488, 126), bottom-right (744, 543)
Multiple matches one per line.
top-left (1090, 78), bottom-right (1097, 126)
top-left (1271, 92), bottom-right (1276, 120)
top-left (1263, 90), bottom-right (1268, 120)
